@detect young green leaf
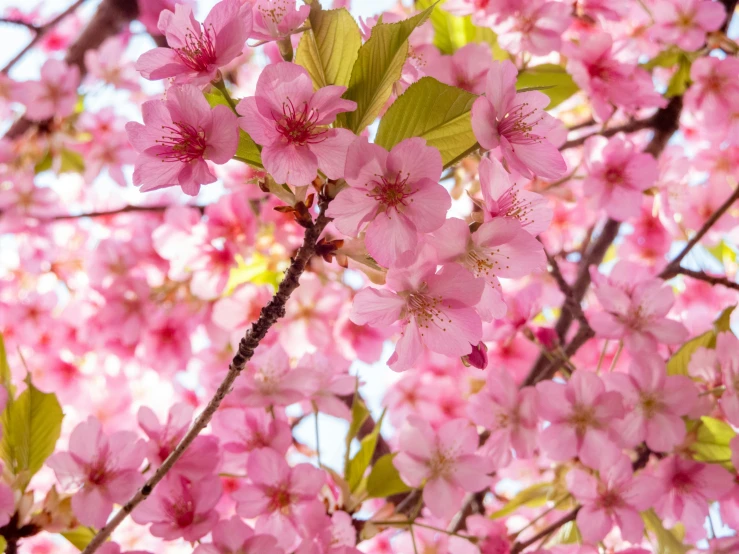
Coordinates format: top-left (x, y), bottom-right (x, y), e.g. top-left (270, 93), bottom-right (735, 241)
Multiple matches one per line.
top-left (376, 77), bottom-right (477, 167)
top-left (62, 526), bottom-right (97, 551)
top-left (489, 482), bottom-right (552, 518)
top-left (345, 409), bottom-right (385, 491)
top-left (204, 89), bottom-right (263, 168)
top-left (366, 453), bottom-right (412, 498)
top-left (516, 64), bottom-right (579, 109)
top-left (690, 416), bottom-right (736, 470)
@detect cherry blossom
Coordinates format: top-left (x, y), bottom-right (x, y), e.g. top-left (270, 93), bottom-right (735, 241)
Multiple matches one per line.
top-left (193, 516), bottom-right (283, 554)
top-left (250, 0), bottom-right (311, 42)
top-left (16, 59), bottom-right (80, 121)
top-left (492, 1), bottom-right (571, 56)
top-left (651, 0), bottom-right (726, 51)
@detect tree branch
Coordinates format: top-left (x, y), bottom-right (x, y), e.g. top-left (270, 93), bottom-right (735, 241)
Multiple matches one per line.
top-left (510, 508), bottom-right (580, 554)
top-left (81, 200), bottom-right (333, 554)
top-left (560, 117), bottom-right (655, 151)
top-left (669, 267), bottom-right (739, 291)
top-left (0, 17), bottom-right (40, 32)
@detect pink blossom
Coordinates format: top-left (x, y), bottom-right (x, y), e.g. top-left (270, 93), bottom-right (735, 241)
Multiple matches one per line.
top-left (711, 332), bottom-right (739, 425)
top-left (651, 0), bottom-right (726, 51)
top-left (471, 60), bottom-right (567, 180)
top-left (138, 403), bottom-right (221, 479)
top-left (428, 217), bottom-right (545, 321)
top-left (333, 309), bottom-right (390, 364)
top-left (565, 33), bottom-right (666, 122)
top-left (719, 436), bottom-right (739, 531)
top-left (295, 505), bottom-right (361, 554)
top-left (136, 0), bottom-right (252, 87)
top-left (566, 456), bottom-right (660, 544)
top-left (468, 368), bottom-right (538, 469)
top-left (140, 307), bottom-right (194, 375)
top-left (493, 1), bottom-right (571, 56)
top-left (125, 84), bottom-right (238, 195)
top-left (137, 0), bottom-right (195, 35)
top-left (394, 417), bottom-right (492, 519)
top-left (478, 156), bottom-right (552, 236)
top-left (588, 261), bottom-right (689, 353)
top-left (232, 448), bottom-right (326, 550)
top-left (237, 62), bottom-right (356, 187)
top-left (132, 474), bottom-right (222, 541)
top-left (605, 355), bottom-right (698, 452)
top-left (582, 134), bottom-right (658, 221)
top-left (299, 352), bottom-right (357, 420)
top-left (193, 516), bottom-right (284, 554)
top-left (250, 0), bottom-right (310, 42)
top-left (426, 43), bottom-right (493, 94)
top-left (85, 36), bottom-right (139, 91)
top-left (212, 283), bottom-right (274, 348)
top-left (685, 57), bottom-right (739, 130)
top-left (205, 190), bottom-right (258, 246)
top-left (17, 59), bottom-right (80, 121)
top-left (651, 455), bottom-right (734, 541)
top-left (326, 137), bottom-right (449, 268)
top-left (351, 252), bottom-right (484, 371)
top-left (536, 371), bottom-right (625, 469)
top-left (47, 417), bottom-right (145, 528)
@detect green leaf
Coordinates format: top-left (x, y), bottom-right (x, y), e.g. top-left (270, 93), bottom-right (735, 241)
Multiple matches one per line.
top-left (706, 240), bottom-right (738, 265)
top-left (0, 536), bottom-right (6, 553)
top-left (345, 393), bottom-right (370, 451)
top-left (366, 453), bottom-right (412, 498)
top-left (643, 509), bottom-right (690, 554)
top-left (690, 416), bottom-right (736, 470)
top-left (295, 5), bottom-right (361, 89)
top-left (490, 482), bottom-right (552, 519)
top-left (346, 409), bottom-right (385, 491)
top-left (713, 304), bottom-right (735, 333)
top-left (0, 377), bottom-right (64, 486)
top-left (516, 64), bottom-right (579, 109)
top-left (666, 55), bottom-right (692, 98)
top-left (62, 527), bottom-right (97, 551)
top-left (34, 151), bottom-right (53, 174)
top-left (642, 48), bottom-right (681, 70)
top-left (59, 149), bottom-right (85, 173)
top-left (337, 7), bottom-right (433, 133)
top-left (376, 77), bottom-right (477, 167)
top-left (551, 520), bottom-right (581, 545)
top-left (204, 90), bottom-right (263, 168)
top-left (666, 330), bottom-right (714, 376)
top-left (0, 334), bottom-right (11, 398)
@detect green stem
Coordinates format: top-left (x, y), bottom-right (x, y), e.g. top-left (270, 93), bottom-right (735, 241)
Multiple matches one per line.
top-left (312, 401), bottom-right (321, 467)
top-left (213, 78), bottom-right (238, 112)
top-left (443, 142), bottom-right (480, 170)
top-left (608, 341), bottom-right (624, 372)
top-left (596, 340), bottom-right (609, 373)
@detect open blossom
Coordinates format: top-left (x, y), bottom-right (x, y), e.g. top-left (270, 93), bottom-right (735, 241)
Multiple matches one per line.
top-left (567, 456), bottom-right (660, 544)
top-left (493, 1), bottom-right (571, 55)
top-left (237, 62), bottom-right (356, 187)
top-left (132, 474), bottom-right (222, 541)
top-left (351, 251), bottom-right (484, 371)
top-left (326, 137), bottom-right (450, 268)
top-left (125, 84), bottom-right (238, 195)
top-left (685, 57), bottom-right (739, 129)
top-left (85, 36), bottom-right (139, 91)
top-left (536, 371), bottom-right (625, 469)
top-left (426, 43), bottom-right (493, 94)
top-left (193, 516), bottom-right (284, 554)
top-left (468, 368), bottom-right (538, 469)
top-left (232, 448), bottom-right (326, 550)
top-left (651, 0), bottom-right (726, 51)
top-left (47, 417), bottom-right (145, 527)
top-left (605, 355), bottom-right (698, 452)
top-left (136, 0), bottom-right (252, 86)
top-left (394, 417), bottom-right (492, 519)
top-left (651, 455), bottom-right (734, 541)
top-left (295, 505), bottom-right (361, 554)
top-left (471, 60), bottom-right (567, 180)
top-left (588, 261), bottom-right (689, 353)
top-left (583, 134), bottom-right (658, 221)
top-left (479, 156), bottom-right (552, 236)
top-left (17, 59), bottom-right (80, 121)
top-left (710, 332), bottom-right (739, 425)
top-left (250, 0), bottom-right (310, 42)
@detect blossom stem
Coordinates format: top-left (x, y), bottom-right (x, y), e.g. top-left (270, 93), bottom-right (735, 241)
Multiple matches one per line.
top-left (607, 341), bottom-right (624, 372)
top-left (510, 495), bottom-right (572, 539)
top-left (312, 401), bottom-right (322, 468)
top-left (277, 36), bottom-right (294, 62)
top-left (699, 386), bottom-right (726, 397)
top-left (213, 78), bottom-right (239, 112)
top-left (510, 507), bottom-right (580, 553)
top-left (81, 199), bottom-right (334, 554)
top-left (596, 340), bottom-right (609, 372)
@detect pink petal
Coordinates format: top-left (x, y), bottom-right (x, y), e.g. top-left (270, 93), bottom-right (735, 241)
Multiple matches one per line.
top-left (365, 211), bottom-right (418, 268)
top-left (261, 142), bottom-right (318, 187)
top-left (386, 137), bottom-right (443, 185)
top-left (424, 477), bottom-right (465, 519)
top-left (471, 97), bottom-right (500, 150)
top-left (350, 288), bottom-right (404, 327)
top-left (344, 136), bottom-right (389, 189)
top-left (310, 128), bottom-right (355, 180)
top-left (402, 179), bottom-right (451, 233)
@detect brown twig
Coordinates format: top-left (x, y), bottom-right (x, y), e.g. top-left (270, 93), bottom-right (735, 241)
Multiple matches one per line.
top-left (0, 17), bottom-right (40, 32)
top-left (559, 117), bottom-right (655, 151)
top-left (669, 267), bottom-right (739, 291)
top-left (81, 199), bottom-right (332, 554)
top-left (511, 508), bottom-right (580, 553)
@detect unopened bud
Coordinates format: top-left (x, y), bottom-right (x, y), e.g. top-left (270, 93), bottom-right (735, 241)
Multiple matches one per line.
top-left (462, 341), bottom-right (488, 369)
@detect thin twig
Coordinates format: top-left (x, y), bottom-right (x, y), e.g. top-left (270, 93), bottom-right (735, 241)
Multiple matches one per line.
top-left (0, 18), bottom-right (40, 32)
top-left (81, 200), bottom-right (332, 554)
top-left (559, 117), bottom-right (655, 151)
top-left (511, 508), bottom-right (580, 553)
top-left (670, 267), bottom-right (739, 291)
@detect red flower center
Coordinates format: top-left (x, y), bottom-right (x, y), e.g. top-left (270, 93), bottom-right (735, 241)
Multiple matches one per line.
top-left (157, 122), bottom-right (208, 163)
top-left (273, 98), bottom-right (327, 145)
top-left (367, 172), bottom-right (413, 210)
top-left (176, 27), bottom-right (218, 73)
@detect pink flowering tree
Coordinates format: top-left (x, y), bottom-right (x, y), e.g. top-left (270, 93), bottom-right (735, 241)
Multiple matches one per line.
top-left (1, 1), bottom-right (739, 554)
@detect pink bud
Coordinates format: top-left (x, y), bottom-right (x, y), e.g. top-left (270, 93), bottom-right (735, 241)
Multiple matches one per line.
top-left (534, 327), bottom-right (558, 350)
top-left (462, 341), bottom-right (488, 370)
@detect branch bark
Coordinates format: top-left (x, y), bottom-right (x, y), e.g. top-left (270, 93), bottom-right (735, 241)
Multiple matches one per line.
top-left (669, 267), bottom-right (739, 291)
top-left (81, 201), bottom-right (332, 554)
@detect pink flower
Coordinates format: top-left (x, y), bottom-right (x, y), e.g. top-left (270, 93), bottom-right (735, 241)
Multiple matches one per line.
top-left (16, 59), bottom-right (80, 121)
top-left (138, 403), bottom-right (221, 479)
top-left (250, 0), bottom-right (310, 42)
top-left (426, 43), bottom-right (493, 94)
top-left (493, 1), bottom-right (571, 55)
top-left (478, 156), bottom-right (552, 236)
top-left (350, 252), bottom-right (484, 371)
top-left (295, 506), bottom-right (360, 554)
top-left (126, 84), bottom-right (238, 195)
top-left (212, 283), bottom-right (273, 348)
top-left (47, 417), bottom-right (145, 528)
top-left (468, 368), bottom-right (538, 469)
top-left (536, 371), bottom-right (625, 469)
top-left (565, 33), bottom-right (666, 122)
top-left (605, 354), bottom-right (698, 452)
top-left (326, 137), bottom-right (450, 268)
top-left (711, 332), bottom-right (739, 425)
top-left (136, 0), bottom-right (195, 35)
top-left (427, 217), bottom-right (545, 321)
top-left (193, 516), bottom-right (284, 554)
top-left (136, 0), bottom-right (252, 87)
top-left (582, 134), bottom-right (658, 221)
top-left (471, 60), bottom-right (566, 180)
top-left (685, 57), bottom-right (739, 129)
top-left (651, 0), bottom-right (726, 51)
top-left (237, 62), bottom-right (356, 187)
top-left (719, 436), bottom-right (739, 531)
top-left (299, 352), bottom-right (357, 420)
top-left (232, 448), bottom-right (326, 550)
top-left (588, 261), bottom-right (689, 353)
top-left (132, 474), bottom-right (222, 541)
top-left (651, 455), bottom-right (734, 541)
top-left (566, 456), bottom-right (660, 544)
top-left (394, 417), bottom-right (492, 519)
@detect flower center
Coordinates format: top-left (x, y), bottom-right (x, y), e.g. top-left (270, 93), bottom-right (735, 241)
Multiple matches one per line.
top-left (367, 172), bottom-right (413, 210)
top-left (671, 470), bottom-right (695, 492)
top-left (639, 392), bottom-right (664, 419)
top-left (406, 290), bottom-right (449, 334)
top-left (498, 102), bottom-right (545, 145)
top-left (176, 27), bottom-right (218, 72)
top-left (466, 248), bottom-right (507, 278)
top-left (269, 487), bottom-right (292, 514)
top-left (273, 98), bottom-right (327, 145)
top-left (168, 498), bottom-right (195, 528)
top-left (604, 167), bottom-right (624, 186)
top-left (157, 122), bottom-right (208, 163)
top-left (597, 488), bottom-right (622, 510)
top-left (568, 404), bottom-right (598, 435)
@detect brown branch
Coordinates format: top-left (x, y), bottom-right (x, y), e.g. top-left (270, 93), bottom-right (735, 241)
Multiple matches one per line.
top-left (669, 267), bottom-right (739, 291)
top-left (560, 117), bottom-right (655, 151)
top-left (49, 204), bottom-right (205, 221)
top-left (0, 18), bottom-right (40, 32)
top-left (448, 490), bottom-right (486, 533)
top-left (81, 199), bottom-right (333, 554)
top-left (658, 185), bottom-right (739, 279)
top-left (511, 508), bottom-right (580, 554)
